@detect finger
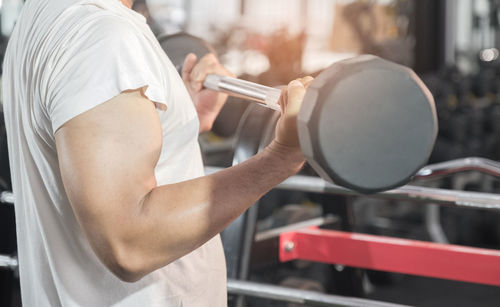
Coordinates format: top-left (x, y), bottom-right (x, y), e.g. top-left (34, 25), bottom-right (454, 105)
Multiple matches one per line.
top-left (221, 66), bottom-right (236, 78)
top-left (278, 87), bottom-right (288, 115)
top-left (299, 76), bottom-right (314, 88)
top-left (286, 80), bottom-right (306, 115)
top-left (182, 53), bottom-right (198, 82)
top-left (201, 53), bottom-right (218, 65)
top-left (190, 53), bottom-right (218, 90)
top-left (191, 54), bottom-right (218, 81)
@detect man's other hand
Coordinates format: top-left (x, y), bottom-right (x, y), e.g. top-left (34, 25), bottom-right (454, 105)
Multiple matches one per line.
top-left (182, 53), bottom-right (234, 133)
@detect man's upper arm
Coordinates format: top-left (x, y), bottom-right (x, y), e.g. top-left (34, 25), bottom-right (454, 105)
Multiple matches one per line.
top-left (54, 89), bottom-right (162, 269)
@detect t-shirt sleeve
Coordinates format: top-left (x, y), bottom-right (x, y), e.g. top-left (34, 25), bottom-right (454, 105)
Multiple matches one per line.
top-left (46, 16), bottom-right (167, 133)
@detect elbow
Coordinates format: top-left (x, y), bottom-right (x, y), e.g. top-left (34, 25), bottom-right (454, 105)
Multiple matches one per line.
top-left (99, 239), bottom-right (154, 283)
top-left (107, 241), bottom-right (182, 282)
top-left (110, 262), bottom-right (146, 283)
top-left (86, 211), bottom-right (177, 282)
top-left (114, 271), bottom-right (145, 283)
top-left (107, 246), bottom-right (148, 282)
top-left (109, 246), bottom-right (178, 282)
top-left (102, 235), bottom-right (177, 283)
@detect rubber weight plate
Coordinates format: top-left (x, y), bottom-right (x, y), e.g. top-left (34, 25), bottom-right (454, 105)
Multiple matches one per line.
top-left (157, 32), bottom-right (215, 75)
top-left (298, 55), bottom-right (438, 194)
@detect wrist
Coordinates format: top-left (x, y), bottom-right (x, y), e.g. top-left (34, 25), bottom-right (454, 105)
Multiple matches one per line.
top-left (197, 114), bottom-right (215, 133)
top-left (264, 141), bottom-right (305, 174)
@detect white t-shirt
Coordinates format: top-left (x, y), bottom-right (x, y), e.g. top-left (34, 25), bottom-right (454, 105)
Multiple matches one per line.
top-left (2, 0), bottom-right (227, 306)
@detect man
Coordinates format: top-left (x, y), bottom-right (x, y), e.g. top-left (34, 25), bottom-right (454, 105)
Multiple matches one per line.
top-left (3, 0), bottom-right (311, 306)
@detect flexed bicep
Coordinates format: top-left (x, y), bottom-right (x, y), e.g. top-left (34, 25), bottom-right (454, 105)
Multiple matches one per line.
top-left (54, 89), bottom-right (162, 280)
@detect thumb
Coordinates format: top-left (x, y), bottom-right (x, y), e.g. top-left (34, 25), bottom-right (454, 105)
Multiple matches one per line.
top-left (182, 53), bottom-right (198, 82)
top-left (286, 80), bottom-right (305, 115)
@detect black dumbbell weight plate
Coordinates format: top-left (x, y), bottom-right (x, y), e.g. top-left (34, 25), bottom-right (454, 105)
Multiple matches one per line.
top-left (157, 32), bottom-right (215, 75)
top-left (298, 55), bottom-right (438, 193)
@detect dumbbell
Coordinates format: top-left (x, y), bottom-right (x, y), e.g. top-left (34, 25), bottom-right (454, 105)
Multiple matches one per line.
top-left (157, 33), bottom-right (438, 194)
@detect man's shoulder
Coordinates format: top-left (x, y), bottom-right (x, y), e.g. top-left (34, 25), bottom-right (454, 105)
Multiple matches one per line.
top-left (59, 4), bottom-right (139, 42)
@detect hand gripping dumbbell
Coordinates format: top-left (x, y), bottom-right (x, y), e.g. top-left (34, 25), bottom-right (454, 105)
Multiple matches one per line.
top-left (157, 33), bottom-right (438, 194)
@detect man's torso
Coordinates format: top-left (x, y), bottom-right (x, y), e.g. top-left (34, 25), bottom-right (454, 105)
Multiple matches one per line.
top-left (2, 1), bottom-right (226, 306)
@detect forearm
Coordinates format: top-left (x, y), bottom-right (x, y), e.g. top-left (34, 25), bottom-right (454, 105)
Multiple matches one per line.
top-left (122, 142), bottom-right (303, 281)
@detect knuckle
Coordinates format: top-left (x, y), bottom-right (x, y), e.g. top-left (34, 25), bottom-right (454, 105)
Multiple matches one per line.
top-left (206, 53), bottom-right (217, 61)
top-left (202, 53), bottom-right (217, 64)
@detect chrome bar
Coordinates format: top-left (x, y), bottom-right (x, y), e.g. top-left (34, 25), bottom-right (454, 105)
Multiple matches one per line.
top-left (283, 175), bottom-right (500, 210)
top-left (204, 74), bottom-right (282, 111)
top-left (255, 216), bottom-right (338, 242)
top-left (227, 279), bottom-right (411, 307)
top-left (416, 157), bottom-right (500, 179)
top-left (3, 159), bottom-right (499, 210)
top-left (0, 254), bottom-right (17, 270)
top-left (1, 191), bottom-right (14, 204)
top-left (204, 167), bottom-right (500, 211)
top-left (425, 204), bottom-right (449, 244)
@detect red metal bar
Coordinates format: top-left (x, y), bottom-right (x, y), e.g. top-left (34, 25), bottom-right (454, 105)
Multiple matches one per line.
top-left (279, 228), bottom-right (500, 286)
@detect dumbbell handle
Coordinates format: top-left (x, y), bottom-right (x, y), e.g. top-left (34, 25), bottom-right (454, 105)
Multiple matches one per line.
top-left (204, 74), bottom-right (282, 112)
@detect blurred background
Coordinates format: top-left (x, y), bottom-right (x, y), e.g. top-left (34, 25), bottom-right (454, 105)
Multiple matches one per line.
top-left (1, 0), bottom-right (500, 306)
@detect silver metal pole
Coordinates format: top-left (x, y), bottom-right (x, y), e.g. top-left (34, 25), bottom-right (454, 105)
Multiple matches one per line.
top-left (416, 157), bottom-right (500, 179)
top-left (272, 174), bottom-right (500, 210)
top-left (204, 167), bottom-right (500, 211)
top-left (1, 191), bottom-right (14, 204)
top-left (425, 204), bottom-right (449, 244)
top-left (227, 279), bottom-right (411, 307)
top-left (204, 74), bottom-right (282, 111)
top-left (0, 254), bottom-right (17, 270)
top-left (3, 158), bottom-right (500, 210)
top-left (444, 0), bottom-right (457, 65)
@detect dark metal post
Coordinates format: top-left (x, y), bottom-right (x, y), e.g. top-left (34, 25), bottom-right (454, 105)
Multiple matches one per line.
top-left (414, 0), bottom-right (447, 73)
